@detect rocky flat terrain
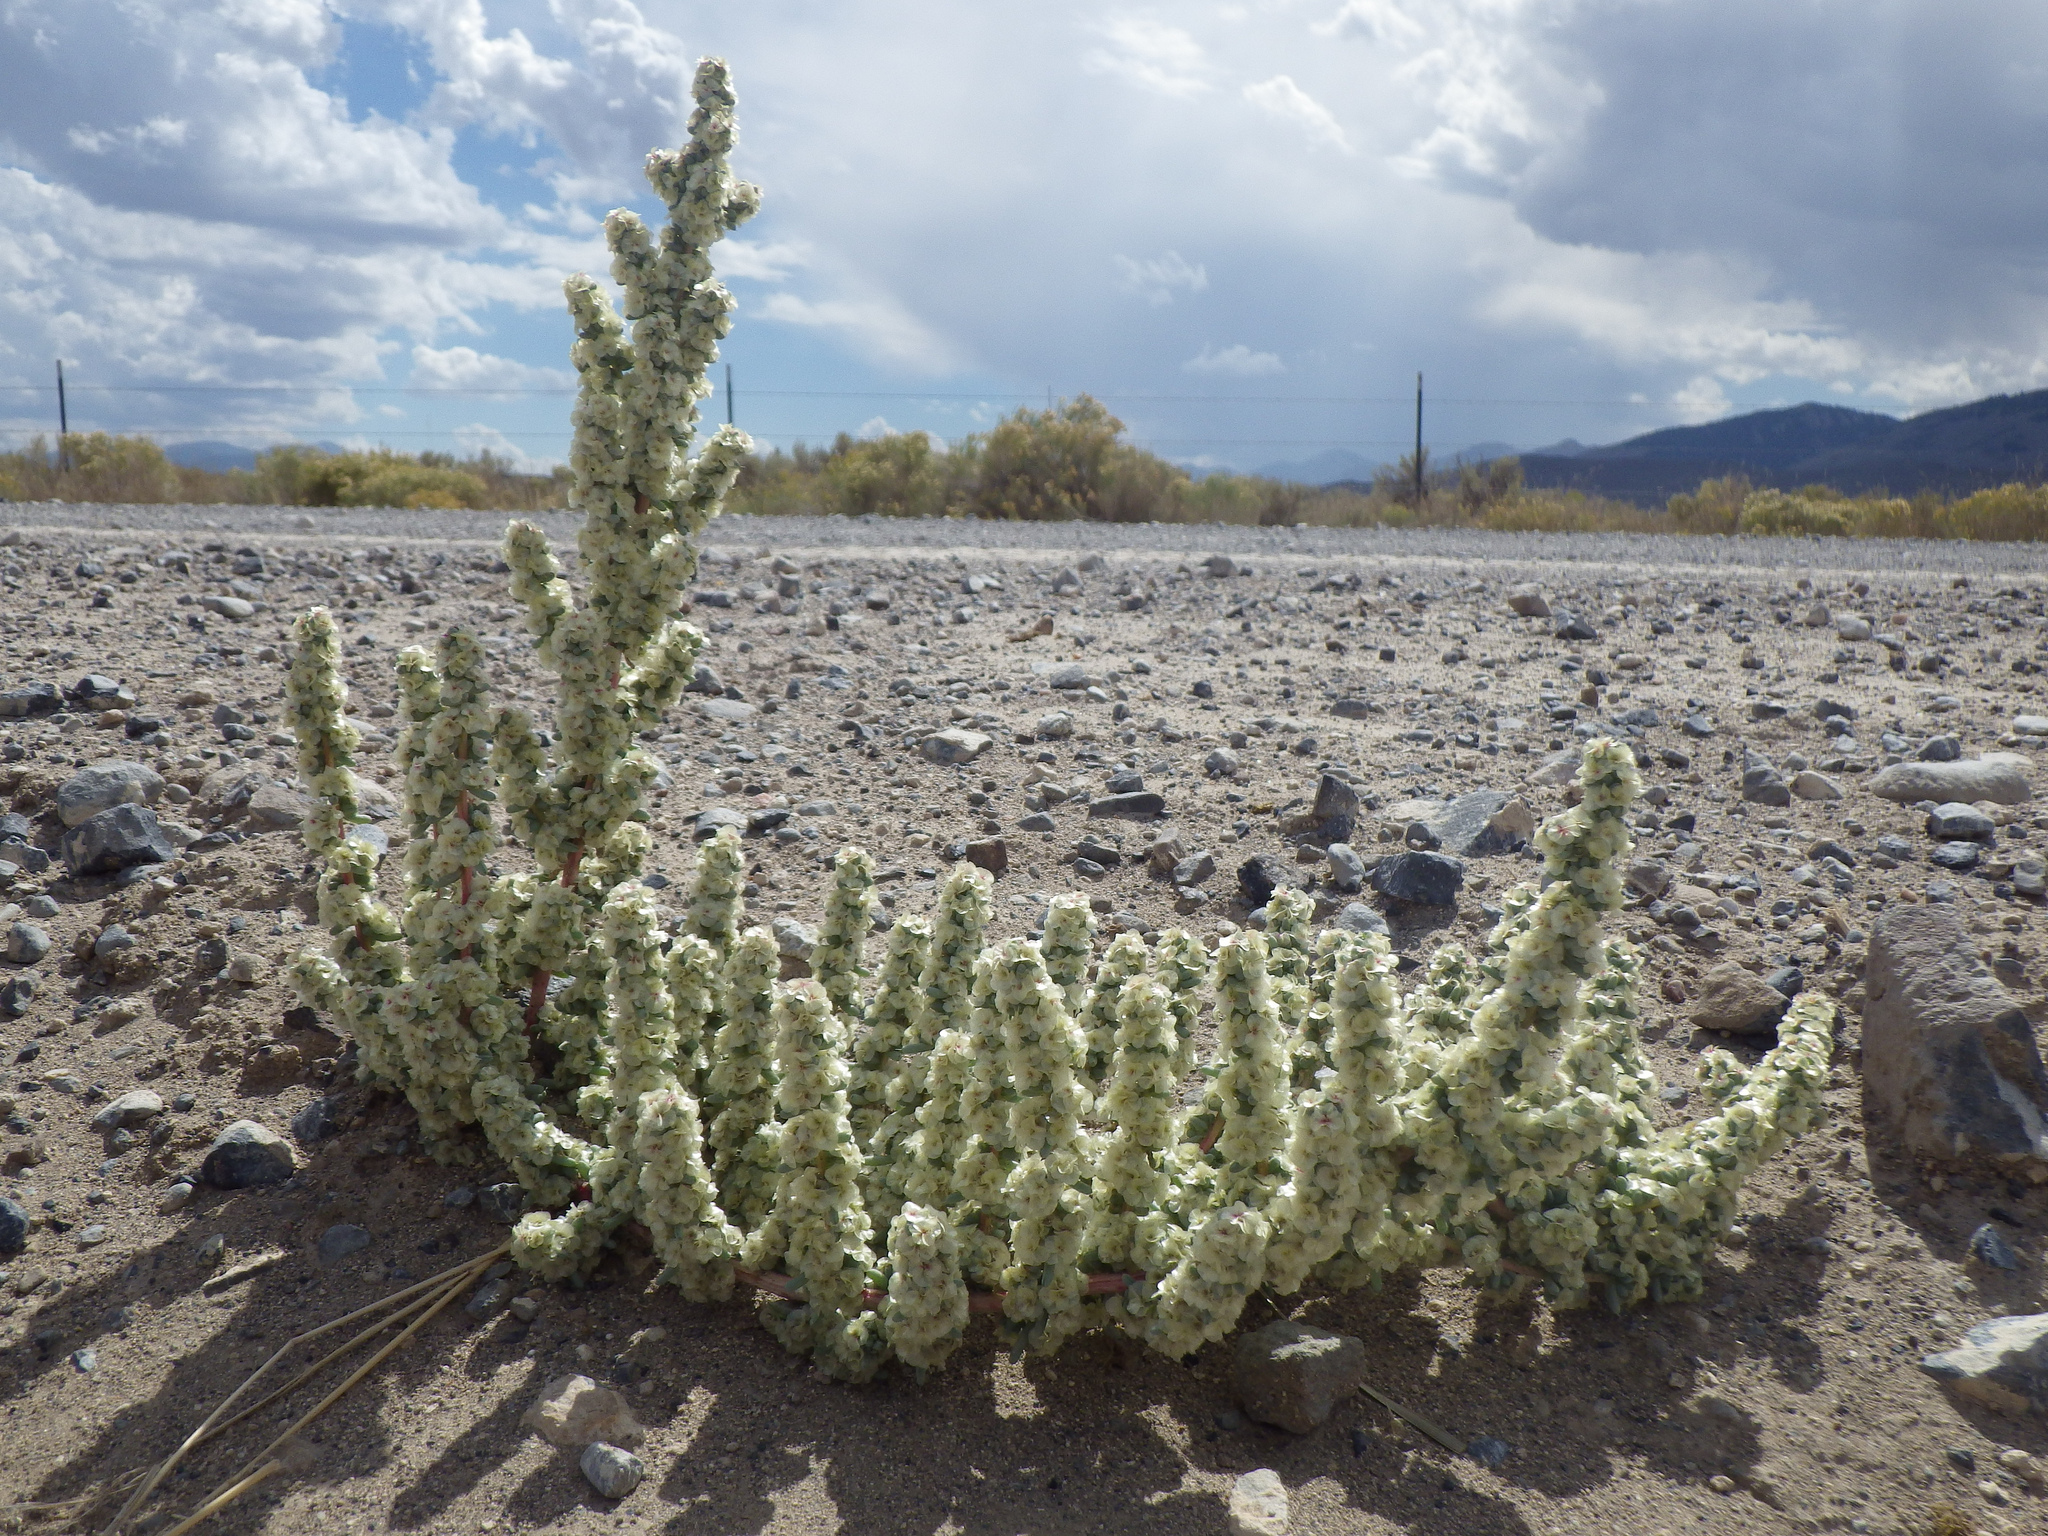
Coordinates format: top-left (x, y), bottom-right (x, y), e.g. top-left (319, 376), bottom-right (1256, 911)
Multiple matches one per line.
top-left (0, 504), bottom-right (2044, 1536)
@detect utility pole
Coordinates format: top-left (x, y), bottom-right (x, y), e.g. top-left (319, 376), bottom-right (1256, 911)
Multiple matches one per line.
top-left (725, 363), bottom-right (733, 427)
top-left (1413, 371), bottom-right (1424, 508)
top-left (56, 358), bottom-right (68, 471)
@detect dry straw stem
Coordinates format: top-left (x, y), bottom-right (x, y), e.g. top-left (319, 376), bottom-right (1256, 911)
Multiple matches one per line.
top-left (1359, 1382), bottom-right (1467, 1456)
top-left (103, 1245), bottom-right (506, 1536)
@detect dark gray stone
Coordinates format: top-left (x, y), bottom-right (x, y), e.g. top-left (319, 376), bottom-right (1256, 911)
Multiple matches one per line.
top-left (1552, 613), bottom-right (1598, 641)
top-left (56, 761), bottom-right (164, 827)
top-left (465, 1277), bottom-right (514, 1318)
top-left (480, 1183), bottom-right (527, 1223)
top-left (0, 683), bottom-right (59, 718)
top-left (1233, 1320), bottom-right (1368, 1434)
top-left (1172, 851), bottom-right (1216, 887)
top-left (317, 1223), bottom-right (372, 1264)
top-left (0, 1195), bottom-right (26, 1254)
top-left (1467, 1436), bottom-right (1511, 1469)
top-left (1918, 734), bottom-right (1962, 762)
top-left (0, 976), bottom-right (34, 1017)
top-left (1088, 791), bottom-right (1166, 819)
top-left (1372, 850), bottom-right (1464, 906)
top-left (1018, 811), bottom-right (1057, 833)
top-left (1932, 841), bottom-right (1982, 871)
top-left (693, 807), bottom-right (747, 840)
top-left (1311, 774), bottom-right (1360, 840)
top-left (1927, 802), bottom-right (1996, 841)
top-left (1238, 854), bottom-right (1300, 907)
top-left (61, 804), bottom-right (174, 877)
top-left (1863, 905), bottom-right (2048, 1168)
top-left (1326, 843), bottom-right (1366, 892)
top-left (1423, 790), bottom-right (1529, 856)
top-left (1967, 1223), bottom-right (2020, 1271)
top-left (1763, 966), bottom-right (1805, 999)
top-left (4, 922), bottom-right (51, 964)
top-left (290, 1095), bottom-right (345, 1144)
top-left (200, 1119), bottom-right (297, 1188)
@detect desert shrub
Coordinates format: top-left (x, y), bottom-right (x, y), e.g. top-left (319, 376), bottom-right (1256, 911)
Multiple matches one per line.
top-left (1738, 489), bottom-right (1857, 537)
top-left (1939, 482), bottom-right (2048, 541)
top-left (818, 431), bottom-right (951, 518)
top-left (1665, 474), bottom-right (1749, 534)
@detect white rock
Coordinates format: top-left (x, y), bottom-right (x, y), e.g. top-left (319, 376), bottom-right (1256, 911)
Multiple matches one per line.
top-left (1034, 711), bottom-right (1075, 740)
top-left (2010, 715), bottom-right (2048, 737)
top-left (1802, 601), bottom-right (1831, 627)
top-left (1835, 614), bottom-right (1873, 641)
top-left (1228, 1469), bottom-right (1290, 1536)
top-left (579, 1441), bottom-right (646, 1499)
top-left (921, 728), bottom-right (991, 765)
top-left (1506, 588), bottom-right (1550, 618)
top-left (523, 1375), bottom-right (645, 1448)
top-left (1790, 770), bottom-right (1843, 801)
top-left (1870, 755), bottom-right (2031, 806)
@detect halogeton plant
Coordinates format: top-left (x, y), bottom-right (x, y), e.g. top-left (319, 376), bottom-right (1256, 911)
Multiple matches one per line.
top-left (288, 60), bottom-right (1834, 1387)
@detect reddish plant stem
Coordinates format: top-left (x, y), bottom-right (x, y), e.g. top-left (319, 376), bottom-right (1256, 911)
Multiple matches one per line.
top-left (1198, 1116), bottom-right (1223, 1155)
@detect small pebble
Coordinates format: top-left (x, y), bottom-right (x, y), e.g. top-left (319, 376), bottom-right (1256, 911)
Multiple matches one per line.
top-left (579, 1441), bottom-right (645, 1500)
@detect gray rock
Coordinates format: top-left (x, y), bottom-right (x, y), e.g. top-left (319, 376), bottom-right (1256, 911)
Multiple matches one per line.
top-left (62, 804), bottom-right (175, 876)
top-left (1626, 860), bottom-right (1671, 899)
top-left (1311, 774), bottom-right (1360, 840)
top-left (1018, 811), bottom-right (1057, 833)
top-left (317, 1223), bottom-right (372, 1264)
top-left (1932, 841), bottom-right (1982, 871)
top-left (0, 976), bottom-right (35, 1016)
top-left (580, 1441), bottom-right (646, 1500)
top-left (697, 697), bottom-right (756, 725)
top-left (465, 1277), bottom-right (514, 1318)
top-left (290, 1095), bottom-right (345, 1144)
top-left (1506, 588), bottom-right (1550, 618)
top-left (201, 594), bottom-right (255, 620)
top-left (686, 663), bottom-right (723, 695)
top-left (1089, 791), bottom-right (1166, 819)
top-left (771, 917), bottom-right (816, 961)
top-left (1172, 851), bottom-right (1217, 887)
top-left (1740, 754), bottom-right (1792, 807)
top-left (1919, 1312), bottom-right (2048, 1416)
top-left (0, 1195), bottom-right (27, 1254)
top-left (1326, 843), bottom-right (1365, 892)
top-left (1552, 612), bottom-right (1598, 641)
top-left (922, 728), bottom-right (992, 765)
top-left (1863, 905), bottom-right (2048, 1167)
top-left (56, 761), bottom-right (164, 827)
top-left (90, 1089), bottom-right (163, 1134)
top-left (1238, 854), bottom-right (1300, 907)
top-left (1692, 964), bottom-right (1790, 1035)
top-left (1790, 770), bottom-right (1843, 801)
top-left (1967, 1222), bottom-right (2021, 1271)
top-left (1337, 902), bottom-right (1389, 935)
top-left (200, 1119), bottom-right (296, 1188)
top-left (1034, 711), bottom-right (1075, 740)
top-left (1205, 747), bottom-right (1240, 777)
top-left (1204, 554), bottom-right (1241, 577)
top-left (480, 1183), bottom-right (527, 1223)
top-left (692, 807), bottom-right (746, 840)
top-left (1918, 734), bottom-right (1963, 762)
top-left (1234, 1320), bottom-right (1367, 1433)
top-left (4, 921), bottom-right (51, 964)
top-left (1371, 850), bottom-right (1464, 906)
top-left (1422, 789), bottom-right (1531, 856)
top-left (1928, 802), bottom-right (1996, 840)
top-left (1047, 664), bottom-right (1097, 689)
top-left (1871, 755), bottom-right (2031, 806)
top-left (244, 783), bottom-right (309, 832)
top-left (1228, 1469), bottom-right (1289, 1536)
top-left (0, 683), bottom-right (60, 718)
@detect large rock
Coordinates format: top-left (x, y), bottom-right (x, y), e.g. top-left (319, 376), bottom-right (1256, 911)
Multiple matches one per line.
top-left (1506, 587), bottom-right (1550, 618)
top-left (90, 1089), bottom-right (163, 1133)
top-left (580, 1441), bottom-right (646, 1499)
top-left (61, 804), bottom-right (175, 876)
top-left (1863, 906), bottom-right (2048, 1167)
top-left (1372, 850), bottom-right (1464, 906)
top-left (1311, 774), bottom-right (1360, 841)
top-left (245, 783), bottom-right (310, 832)
top-left (1088, 791), bottom-right (1166, 819)
top-left (0, 1195), bottom-right (27, 1254)
top-left (1870, 755), bottom-right (2031, 806)
top-left (523, 1374), bottom-right (646, 1448)
top-left (1919, 1313), bottom-right (2048, 1416)
top-left (1233, 1320), bottom-right (1367, 1433)
top-left (921, 728), bottom-right (991, 765)
top-left (197, 766), bottom-right (275, 819)
top-left (1424, 790), bottom-right (1532, 856)
top-left (56, 761), bottom-right (164, 827)
top-left (1228, 1470), bottom-right (1290, 1536)
top-left (1692, 964), bottom-right (1792, 1036)
top-left (200, 1120), bottom-right (297, 1188)
top-left (1238, 854), bottom-right (1300, 908)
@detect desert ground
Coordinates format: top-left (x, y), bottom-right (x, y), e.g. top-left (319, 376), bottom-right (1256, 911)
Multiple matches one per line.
top-left (0, 502), bottom-right (2044, 1536)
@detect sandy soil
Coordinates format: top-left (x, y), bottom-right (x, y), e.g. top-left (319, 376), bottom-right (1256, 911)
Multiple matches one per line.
top-left (0, 507), bottom-right (2043, 1536)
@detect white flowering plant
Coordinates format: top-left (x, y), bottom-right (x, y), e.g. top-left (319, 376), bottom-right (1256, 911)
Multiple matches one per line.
top-left (288, 61), bottom-right (1833, 1383)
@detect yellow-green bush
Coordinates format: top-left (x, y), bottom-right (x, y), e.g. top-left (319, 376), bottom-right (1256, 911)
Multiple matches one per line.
top-left (818, 432), bottom-right (950, 519)
top-left (1738, 489), bottom-right (1857, 537)
top-left (1939, 482), bottom-right (2048, 542)
top-left (264, 446), bottom-right (490, 509)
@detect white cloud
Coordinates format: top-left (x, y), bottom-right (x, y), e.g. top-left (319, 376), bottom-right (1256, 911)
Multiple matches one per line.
top-left (453, 421), bottom-right (556, 471)
top-left (1243, 75), bottom-right (1351, 153)
top-left (409, 344), bottom-right (572, 391)
top-left (1670, 376), bottom-right (1730, 424)
top-left (1083, 16), bottom-right (1214, 99)
top-left (1115, 250), bottom-right (1207, 306)
top-left (1184, 344), bottom-right (1284, 377)
top-left (757, 292), bottom-right (964, 373)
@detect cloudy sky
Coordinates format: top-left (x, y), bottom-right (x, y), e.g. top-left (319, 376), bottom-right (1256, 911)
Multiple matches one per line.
top-left (4, 0), bottom-right (2046, 475)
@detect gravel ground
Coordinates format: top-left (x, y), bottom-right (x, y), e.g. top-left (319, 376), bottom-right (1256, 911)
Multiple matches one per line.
top-left (0, 507), bottom-right (2044, 1536)
top-left (11, 500), bottom-right (2048, 578)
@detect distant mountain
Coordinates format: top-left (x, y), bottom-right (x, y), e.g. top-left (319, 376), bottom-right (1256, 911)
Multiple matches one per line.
top-left (165, 440), bottom-right (258, 472)
top-left (1512, 393), bottom-right (2048, 504)
top-left (165, 439), bottom-right (346, 473)
top-left (1251, 448), bottom-right (1382, 485)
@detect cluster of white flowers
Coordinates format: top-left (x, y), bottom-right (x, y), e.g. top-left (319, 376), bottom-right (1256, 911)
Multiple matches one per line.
top-left (286, 55), bottom-right (1833, 1388)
